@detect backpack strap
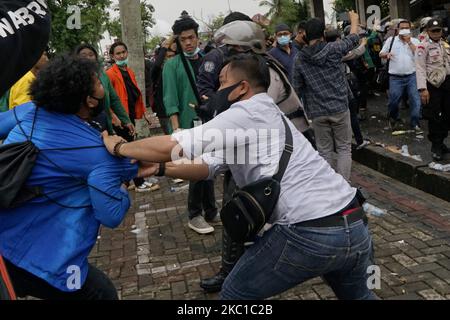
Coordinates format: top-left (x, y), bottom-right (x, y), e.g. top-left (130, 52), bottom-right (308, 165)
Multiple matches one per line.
top-left (263, 54), bottom-right (292, 105)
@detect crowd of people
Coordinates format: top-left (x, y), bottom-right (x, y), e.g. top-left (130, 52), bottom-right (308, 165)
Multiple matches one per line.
top-left (1, 0), bottom-right (450, 301)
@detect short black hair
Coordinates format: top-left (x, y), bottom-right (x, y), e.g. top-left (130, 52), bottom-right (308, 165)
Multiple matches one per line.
top-left (74, 43), bottom-right (98, 60)
top-left (325, 28), bottom-right (341, 43)
top-left (109, 41), bottom-right (128, 55)
top-left (398, 20), bottom-right (411, 28)
top-left (223, 53), bottom-right (270, 92)
top-left (223, 11), bottom-right (252, 26)
top-left (30, 55), bottom-right (99, 114)
top-left (297, 20), bottom-right (307, 32)
top-left (305, 18), bottom-right (325, 43)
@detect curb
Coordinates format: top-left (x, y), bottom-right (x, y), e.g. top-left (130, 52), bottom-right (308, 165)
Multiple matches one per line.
top-left (353, 145), bottom-right (450, 203)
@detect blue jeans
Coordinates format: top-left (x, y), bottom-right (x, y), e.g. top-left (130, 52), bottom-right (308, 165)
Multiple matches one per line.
top-left (220, 218), bottom-right (376, 300)
top-left (388, 73), bottom-right (421, 127)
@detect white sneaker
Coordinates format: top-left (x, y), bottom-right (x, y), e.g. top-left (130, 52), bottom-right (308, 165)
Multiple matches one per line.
top-left (135, 184), bottom-right (158, 193)
top-left (172, 179), bottom-right (184, 184)
top-left (188, 216), bottom-right (214, 234)
top-left (356, 140), bottom-right (371, 150)
top-left (143, 182), bottom-right (161, 191)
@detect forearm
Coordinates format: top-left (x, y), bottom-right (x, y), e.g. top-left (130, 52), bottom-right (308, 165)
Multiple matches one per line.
top-left (165, 161), bottom-right (209, 181)
top-left (350, 20), bottom-right (358, 35)
top-left (120, 135), bottom-right (179, 162)
top-left (170, 114), bottom-right (180, 130)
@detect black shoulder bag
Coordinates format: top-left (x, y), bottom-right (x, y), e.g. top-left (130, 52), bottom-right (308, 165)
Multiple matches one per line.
top-left (220, 115), bottom-right (293, 243)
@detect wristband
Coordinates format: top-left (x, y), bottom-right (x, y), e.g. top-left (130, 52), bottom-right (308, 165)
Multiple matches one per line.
top-left (113, 141), bottom-right (127, 158)
top-left (155, 163), bottom-right (166, 177)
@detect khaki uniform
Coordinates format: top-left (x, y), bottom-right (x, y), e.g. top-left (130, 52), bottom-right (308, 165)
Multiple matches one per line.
top-left (416, 39), bottom-right (450, 90)
top-left (415, 39), bottom-right (450, 150)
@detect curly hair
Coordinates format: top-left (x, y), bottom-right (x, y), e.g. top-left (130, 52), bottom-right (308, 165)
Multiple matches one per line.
top-left (30, 55), bottom-right (99, 114)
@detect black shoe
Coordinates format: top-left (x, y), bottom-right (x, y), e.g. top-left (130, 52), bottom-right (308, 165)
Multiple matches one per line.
top-left (432, 145), bottom-right (444, 161)
top-left (200, 269), bottom-right (228, 293)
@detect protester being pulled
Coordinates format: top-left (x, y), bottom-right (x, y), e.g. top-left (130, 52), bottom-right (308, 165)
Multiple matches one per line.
top-left (0, 56), bottom-right (140, 300)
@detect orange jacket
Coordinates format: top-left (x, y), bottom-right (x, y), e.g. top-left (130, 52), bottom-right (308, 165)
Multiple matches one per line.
top-left (106, 64), bottom-right (146, 120)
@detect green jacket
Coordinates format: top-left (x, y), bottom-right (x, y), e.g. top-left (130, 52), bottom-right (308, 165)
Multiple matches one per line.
top-left (99, 70), bottom-right (131, 134)
top-left (162, 55), bottom-right (199, 131)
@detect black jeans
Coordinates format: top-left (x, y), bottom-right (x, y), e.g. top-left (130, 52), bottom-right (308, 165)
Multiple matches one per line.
top-left (349, 98), bottom-right (364, 145)
top-left (4, 259), bottom-right (118, 300)
top-left (426, 77), bottom-right (450, 148)
top-left (188, 180), bottom-right (218, 220)
top-left (114, 121), bottom-right (145, 187)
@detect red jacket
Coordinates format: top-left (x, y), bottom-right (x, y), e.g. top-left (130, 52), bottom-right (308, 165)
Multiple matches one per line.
top-left (106, 64), bottom-right (146, 120)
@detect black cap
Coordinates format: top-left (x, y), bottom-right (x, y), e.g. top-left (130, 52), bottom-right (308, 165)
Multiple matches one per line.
top-left (427, 18), bottom-right (442, 30)
top-left (275, 23), bottom-right (291, 34)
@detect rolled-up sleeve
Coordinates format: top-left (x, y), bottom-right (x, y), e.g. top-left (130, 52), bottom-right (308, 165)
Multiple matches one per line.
top-left (171, 105), bottom-right (251, 160)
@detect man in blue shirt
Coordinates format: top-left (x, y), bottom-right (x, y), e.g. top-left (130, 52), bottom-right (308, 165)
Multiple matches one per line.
top-left (269, 23), bottom-right (299, 81)
top-left (0, 56), bottom-right (137, 300)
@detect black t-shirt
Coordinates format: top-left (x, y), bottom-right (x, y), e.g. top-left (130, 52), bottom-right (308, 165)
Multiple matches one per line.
top-left (119, 68), bottom-right (140, 121)
top-left (188, 56), bottom-right (203, 78)
top-left (0, 1), bottom-right (51, 96)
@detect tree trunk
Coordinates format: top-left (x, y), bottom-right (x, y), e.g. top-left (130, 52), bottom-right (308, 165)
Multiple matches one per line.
top-left (118, 0), bottom-right (148, 136)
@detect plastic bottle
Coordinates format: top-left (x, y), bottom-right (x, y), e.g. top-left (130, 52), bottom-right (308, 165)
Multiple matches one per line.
top-left (363, 203), bottom-right (387, 217)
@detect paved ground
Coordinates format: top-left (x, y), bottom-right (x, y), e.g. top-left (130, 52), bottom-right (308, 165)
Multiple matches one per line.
top-left (361, 93), bottom-right (450, 164)
top-left (89, 162), bottom-right (450, 300)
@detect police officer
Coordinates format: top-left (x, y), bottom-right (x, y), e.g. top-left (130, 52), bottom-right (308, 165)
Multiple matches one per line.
top-left (416, 18), bottom-right (450, 161)
top-left (196, 19), bottom-right (314, 293)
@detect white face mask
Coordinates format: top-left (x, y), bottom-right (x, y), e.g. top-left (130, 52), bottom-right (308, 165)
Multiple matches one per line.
top-left (399, 29), bottom-right (411, 36)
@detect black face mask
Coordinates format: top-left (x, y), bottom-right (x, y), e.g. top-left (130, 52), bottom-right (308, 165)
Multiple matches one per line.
top-left (89, 96), bottom-right (105, 118)
top-left (214, 82), bottom-right (245, 115)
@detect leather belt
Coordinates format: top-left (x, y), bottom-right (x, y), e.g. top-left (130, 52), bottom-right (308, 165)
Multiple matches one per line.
top-left (297, 197), bottom-right (366, 228)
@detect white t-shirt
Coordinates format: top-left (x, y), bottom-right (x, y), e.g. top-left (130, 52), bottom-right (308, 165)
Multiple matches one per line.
top-left (381, 36), bottom-right (420, 75)
top-left (173, 93), bottom-right (356, 225)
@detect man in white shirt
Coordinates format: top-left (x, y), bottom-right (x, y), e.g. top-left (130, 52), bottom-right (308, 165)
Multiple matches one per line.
top-left (380, 20), bottom-right (422, 133)
top-left (102, 54), bottom-right (376, 300)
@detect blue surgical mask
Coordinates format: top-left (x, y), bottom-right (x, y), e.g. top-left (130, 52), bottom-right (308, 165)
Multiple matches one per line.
top-left (116, 58), bottom-right (128, 67)
top-left (277, 35), bottom-right (291, 46)
top-left (184, 47), bottom-right (200, 58)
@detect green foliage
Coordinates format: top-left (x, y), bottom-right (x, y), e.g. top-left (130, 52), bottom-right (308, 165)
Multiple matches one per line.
top-left (106, 1), bottom-right (155, 42)
top-left (260, 0), bottom-right (309, 33)
top-left (196, 13), bottom-right (225, 40)
top-left (332, 0), bottom-right (356, 13)
top-left (47, 0), bottom-right (112, 53)
top-left (146, 35), bottom-right (162, 51)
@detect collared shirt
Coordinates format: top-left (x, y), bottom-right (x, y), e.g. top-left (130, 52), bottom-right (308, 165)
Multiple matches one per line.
top-left (173, 93), bottom-right (356, 225)
top-left (381, 36), bottom-right (420, 75)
